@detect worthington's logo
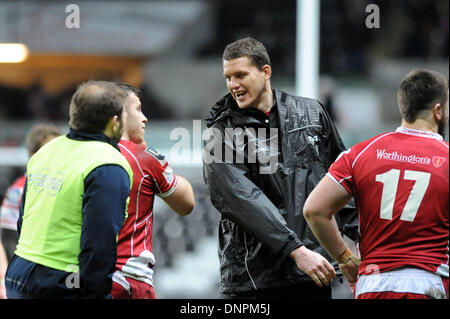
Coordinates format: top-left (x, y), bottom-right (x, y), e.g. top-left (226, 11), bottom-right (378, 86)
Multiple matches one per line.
top-left (376, 149), bottom-right (431, 165)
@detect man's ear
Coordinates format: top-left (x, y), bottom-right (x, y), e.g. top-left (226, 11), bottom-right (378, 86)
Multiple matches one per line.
top-left (112, 115), bottom-right (119, 130)
top-left (263, 64), bottom-right (272, 81)
top-left (104, 115), bottom-right (118, 136)
top-left (433, 103), bottom-right (443, 121)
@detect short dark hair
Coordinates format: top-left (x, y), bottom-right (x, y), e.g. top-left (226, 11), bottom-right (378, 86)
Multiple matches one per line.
top-left (25, 123), bottom-right (61, 155)
top-left (222, 37), bottom-right (271, 70)
top-left (398, 70), bottom-right (449, 123)
top-left (69, 81), bottom-right (127, 132)
top-left (114, 82), bottom-right (142, 99)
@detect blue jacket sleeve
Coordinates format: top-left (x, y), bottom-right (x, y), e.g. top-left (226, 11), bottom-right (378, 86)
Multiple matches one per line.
top-left (17, 178), bottom-right (27, 236)
top-left (78, 164), bottom-right (130, 299)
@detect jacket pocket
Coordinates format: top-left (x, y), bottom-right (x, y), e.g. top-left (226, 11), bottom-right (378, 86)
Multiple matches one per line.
top-left (5, 255), bottom-right (38, 293)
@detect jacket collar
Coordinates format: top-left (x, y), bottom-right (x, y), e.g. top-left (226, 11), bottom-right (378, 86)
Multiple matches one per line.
top-left (67, 128), bottom-right (120, 151)
top-left (206, 89), bottom-right (286, 128)
top-left (273, 89), bottom-right (288, 125)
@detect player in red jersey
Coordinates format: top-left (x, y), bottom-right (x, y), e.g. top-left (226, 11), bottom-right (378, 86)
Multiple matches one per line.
top-left (303, 69), bottom-right (449, 299)
top-left (0, 175), bottom-right (26, 237)
top-left (111, 83), bottom-right (195, 299)
top-left (0, 124), bottom-right (61, 262)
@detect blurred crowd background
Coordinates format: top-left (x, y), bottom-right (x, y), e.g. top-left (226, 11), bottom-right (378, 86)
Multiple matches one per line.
top-left (0, 0), bottom-right (448, 299)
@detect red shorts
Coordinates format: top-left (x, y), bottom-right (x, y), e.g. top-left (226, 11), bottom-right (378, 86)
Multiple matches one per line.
top-left (111, 277), bottom-right (156, 299)
top-left (358, 292), bottom-right (430, 299)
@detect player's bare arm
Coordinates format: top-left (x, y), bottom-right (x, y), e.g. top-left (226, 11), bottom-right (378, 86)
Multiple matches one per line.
top-left (303, 175), bottom-right (360, 285)
top-left (163, 175), bottom-right (195, 216)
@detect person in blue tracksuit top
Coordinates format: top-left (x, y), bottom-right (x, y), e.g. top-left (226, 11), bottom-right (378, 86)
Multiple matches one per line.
top-left (5, 81), bottom-right (133, 299)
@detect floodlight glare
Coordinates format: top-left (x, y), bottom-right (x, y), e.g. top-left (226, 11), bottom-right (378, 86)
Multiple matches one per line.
top-left (0, 43), bottom-right (29, 63)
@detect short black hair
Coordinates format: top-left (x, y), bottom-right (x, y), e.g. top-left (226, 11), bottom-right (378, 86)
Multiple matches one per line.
top-left (398, 70), bottom-right (449, 123)
top-left (222, 37), bottom-right (271, 70)
top-left (69, 80), bottom-right (127, 132)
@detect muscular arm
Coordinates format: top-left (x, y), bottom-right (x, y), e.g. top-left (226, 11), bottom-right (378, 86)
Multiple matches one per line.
top-left (303, 175), bottom-right (360, 285)
top-left (303, 175), bottom-right (353, 260)
top-left (317, 101), bottom-right (359, 241)
top-left (163, 175), bottom-right (195, 216)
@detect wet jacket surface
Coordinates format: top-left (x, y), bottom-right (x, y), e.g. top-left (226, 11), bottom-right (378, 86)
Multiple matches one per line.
top-left (203, 89), bottom-right (358, 294)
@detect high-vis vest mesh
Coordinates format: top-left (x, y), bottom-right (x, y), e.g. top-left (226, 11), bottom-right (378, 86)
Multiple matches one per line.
top-left (15, 135), bottom-right (132, 272)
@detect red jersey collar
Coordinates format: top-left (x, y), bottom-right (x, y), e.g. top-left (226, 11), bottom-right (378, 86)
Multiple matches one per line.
top-left (396, 127), bottom-right (443, 141)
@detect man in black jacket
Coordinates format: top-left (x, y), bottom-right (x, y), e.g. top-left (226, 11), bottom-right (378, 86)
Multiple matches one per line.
top-left (202, 37), bottom-right (357, 299)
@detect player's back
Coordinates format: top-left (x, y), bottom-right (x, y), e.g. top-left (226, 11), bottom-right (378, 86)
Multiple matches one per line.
top-left (337, 128), bottom-right (448, 276)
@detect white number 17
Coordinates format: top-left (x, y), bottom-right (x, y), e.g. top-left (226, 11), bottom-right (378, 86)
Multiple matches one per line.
top-left (375, 169), bottom-right (431, 222)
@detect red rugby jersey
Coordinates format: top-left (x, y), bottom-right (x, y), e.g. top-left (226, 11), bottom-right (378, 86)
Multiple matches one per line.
top-left (328, 127), bottom-right (449, 277)
top-left (0, 174), bottom-right (26, 231)
top-left (115, 139), bottom-right (178, 285)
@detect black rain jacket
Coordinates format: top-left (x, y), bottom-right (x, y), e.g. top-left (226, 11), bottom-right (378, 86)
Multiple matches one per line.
top-left (202, 89), bottom-right (358, 294)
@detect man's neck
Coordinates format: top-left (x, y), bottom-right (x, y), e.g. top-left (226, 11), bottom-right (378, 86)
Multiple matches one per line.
top-left (401, 119), bottom-right (437, 134)
top-left (254, 86), bottom-right (274, 113)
